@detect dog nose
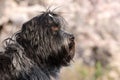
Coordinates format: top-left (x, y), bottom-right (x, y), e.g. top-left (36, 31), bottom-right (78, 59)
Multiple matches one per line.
top-left (69, 34), bottom-right (75, 41)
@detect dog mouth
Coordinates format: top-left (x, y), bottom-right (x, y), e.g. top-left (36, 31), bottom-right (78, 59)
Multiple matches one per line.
top-left (69, 41), bottom-right (75, 50)
top-left (68, 34), bottom-right (75, 51)
top-left (68, 40), bottom-right (75, 59)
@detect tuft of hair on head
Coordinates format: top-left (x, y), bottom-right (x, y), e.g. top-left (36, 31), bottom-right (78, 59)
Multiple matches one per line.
top-left (36, 8), bottom-right (68, 32)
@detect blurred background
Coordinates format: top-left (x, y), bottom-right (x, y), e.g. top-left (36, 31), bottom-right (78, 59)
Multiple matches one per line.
top-left (0, 0), bottom-right (120, 80)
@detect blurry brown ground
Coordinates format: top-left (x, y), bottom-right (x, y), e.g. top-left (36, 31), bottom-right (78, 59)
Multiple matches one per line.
top-left (0, 0), bottom-right (120, 80)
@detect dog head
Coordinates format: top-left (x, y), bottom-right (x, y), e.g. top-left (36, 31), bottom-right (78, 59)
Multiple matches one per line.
top-left (16, 11), bottom-right (75, 67)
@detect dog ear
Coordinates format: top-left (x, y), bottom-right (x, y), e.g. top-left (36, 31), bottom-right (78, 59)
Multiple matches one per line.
top-left (20, 19), bottom-right (37, 40)
top-left (0, 52), bottom-right (11, 65)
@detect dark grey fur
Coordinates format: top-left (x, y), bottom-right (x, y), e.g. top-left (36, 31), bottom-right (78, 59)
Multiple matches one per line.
top-left (0, 11), bottom-right (75, 80)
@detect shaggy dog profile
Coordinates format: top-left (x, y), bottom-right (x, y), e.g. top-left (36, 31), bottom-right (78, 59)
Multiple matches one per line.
top-left (0, 11), bottom-right (75, 80)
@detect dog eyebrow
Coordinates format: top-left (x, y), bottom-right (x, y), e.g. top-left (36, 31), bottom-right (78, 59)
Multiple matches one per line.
top-left (48, 13), bottom-right (53, 17)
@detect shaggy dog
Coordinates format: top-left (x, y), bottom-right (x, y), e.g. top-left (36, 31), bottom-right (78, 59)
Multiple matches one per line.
top-left (0, 11), bottom-right (75, 80)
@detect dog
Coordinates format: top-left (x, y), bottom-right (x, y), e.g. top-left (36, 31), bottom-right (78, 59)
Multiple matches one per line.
top-left (0, 10), bottom-right (75, 80)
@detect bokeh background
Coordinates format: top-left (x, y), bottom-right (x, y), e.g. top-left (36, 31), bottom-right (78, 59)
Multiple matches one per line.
top-left (0, 0), bottom-right (120, 80)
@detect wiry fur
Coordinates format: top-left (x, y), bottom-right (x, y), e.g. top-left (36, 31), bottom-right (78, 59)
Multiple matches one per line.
top-left (0, 11), bottom-right (75, 80)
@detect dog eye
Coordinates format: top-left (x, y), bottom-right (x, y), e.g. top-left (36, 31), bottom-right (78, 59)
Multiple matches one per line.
top-left (51, 26), bottom-right (59, 32)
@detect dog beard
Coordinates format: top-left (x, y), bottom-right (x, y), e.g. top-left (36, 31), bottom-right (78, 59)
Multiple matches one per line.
top-left (0, 11), bottom-right (75, 80)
